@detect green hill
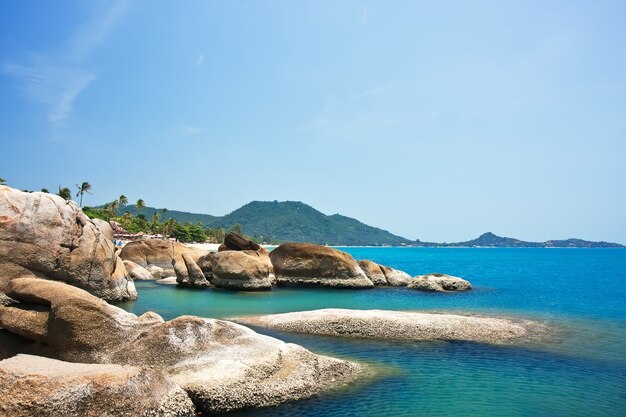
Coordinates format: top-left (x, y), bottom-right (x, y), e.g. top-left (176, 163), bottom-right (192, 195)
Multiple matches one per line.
top-left (117, 201), bottom-right (412, 246)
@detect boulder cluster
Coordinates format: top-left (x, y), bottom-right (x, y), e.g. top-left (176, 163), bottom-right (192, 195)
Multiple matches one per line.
top-left (0, 185), bottom-right (136, 302)
top-left (0, 278), bottom-right (362, 415)
top-left (116, 232), bottom-right (472, 293)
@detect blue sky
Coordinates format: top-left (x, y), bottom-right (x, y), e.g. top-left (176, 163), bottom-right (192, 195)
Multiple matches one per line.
top-left (1, 1), bottom-right (625, 243)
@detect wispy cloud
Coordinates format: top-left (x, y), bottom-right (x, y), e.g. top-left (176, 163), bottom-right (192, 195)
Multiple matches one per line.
top-left (196, 54), bottom-right (205, 66)
top-left (2, 1), bottom-right (127, 129)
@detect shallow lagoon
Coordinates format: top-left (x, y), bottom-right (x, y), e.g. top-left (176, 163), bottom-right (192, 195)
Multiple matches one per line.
top-left (122, 248), bottom-right (626, 416)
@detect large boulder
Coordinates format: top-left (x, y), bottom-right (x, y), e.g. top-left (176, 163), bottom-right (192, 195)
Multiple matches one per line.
top-left (357, 260), bottom-right (388, 286)
top-left (211, 251), bottom-right (273, 290)
top-left (0, 354), bottom-right (195, 417)
top-left (269, 243), bottom-right (374, 288)
top-left (92, 218), bottom-right (114, 242)
top-left (379, 264), bottom-right (411, 287)
top-left (0, 278), bottom-right (362, 414)
top-left (123, 260), bottom-right (154, 280)
top-left (119, 239), bottom-right (209, 287)
top-left (234, 309), bottom-right (544, 344)
top-left (407, 273), bottom-right (472, 292)
top-left (0, 186), bottom-right (135, 302)
top-left (221, 231), bottom-right (262, 251)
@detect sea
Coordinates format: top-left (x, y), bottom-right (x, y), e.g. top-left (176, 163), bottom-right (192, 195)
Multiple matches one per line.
top-left (121, 248), bottom-right (626, 417)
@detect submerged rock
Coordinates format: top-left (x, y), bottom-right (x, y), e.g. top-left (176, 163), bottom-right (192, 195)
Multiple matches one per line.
top-left (0, 354), bottom-right (195, 417)
top-left (407, 273), bottom-right (472, 292)
top-left (211, 250), bottom-right (273, 290)
top-left (0, 185), bottom-right (135, 302)
top-left (270, 243), bottom-right (374, 288)
top-left (119, 239), bottom-right (210, 287)
top-left (234, 308), bottom-right (544, 344)
top-left (0, 278), bottom-right (362, 414)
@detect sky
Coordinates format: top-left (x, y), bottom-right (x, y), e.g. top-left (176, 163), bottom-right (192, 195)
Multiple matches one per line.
top-left (1, 1), bottom-right (625, 244)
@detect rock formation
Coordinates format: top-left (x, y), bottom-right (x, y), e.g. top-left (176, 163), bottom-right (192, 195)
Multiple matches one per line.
top-left (211, 250), bottom-right (273, 290)
top-left (407, 273), bottom-right (472, 292)
top-left (0, 278), bottom-right (362, 414)
top-left (220, 231), bottom-right (264, 251)
top-left (269, 243), bottom-right (373, 288)
top-left (0, 185), bottom-right (135, 302)
top-left (379, 264), bottom-right (411, 286)
top-left (234, 308), bottom-right (545, 344)
top-left (357, 260), bottom-right (388, 286)
top-left (0, 354), bottom-right (195, 417)
top-left (119, 239), bottom-right (210, 287)
top-left (123, 260), bottom-right (153, 280)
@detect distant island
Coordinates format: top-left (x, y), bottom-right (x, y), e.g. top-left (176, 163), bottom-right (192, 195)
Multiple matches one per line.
top-left (113, 201), bottom-right (624, 248)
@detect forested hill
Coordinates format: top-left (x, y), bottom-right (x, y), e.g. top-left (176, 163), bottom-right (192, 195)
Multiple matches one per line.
top-left (120, 201), bottom-right (413, 246)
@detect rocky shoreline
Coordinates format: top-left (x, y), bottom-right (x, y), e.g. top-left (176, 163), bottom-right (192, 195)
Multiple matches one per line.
top-left (0, 185), bottom-right (551, 415)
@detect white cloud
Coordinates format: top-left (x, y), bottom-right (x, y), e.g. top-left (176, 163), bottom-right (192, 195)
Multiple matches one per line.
top-left (196, 54), bottom-right (205, 66)
top-left (2, 0), bottom-right (127, 128)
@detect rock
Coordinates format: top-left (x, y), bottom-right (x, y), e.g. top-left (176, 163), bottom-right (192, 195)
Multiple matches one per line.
top-left (270, 243), bottom-right (374, 288)
top-left (123, 260), bottom-right (153, 280)
top-left (119, 239), bottom-right (210, 288)
top-left (223, 231), bottom-right (262, 251)
top-left (0, 278), bottom-right (362, 414)
top-left (407, 273), bottom-right (472, 292)
top-left (234, 309), bottom-right (545, 344)
top-left (92, 218), bottom-right (114, 242)
top-left (211, 251), bottom-right (273, 290)
top-left (357, 260), bottom-right (387, 286)
top-left (379, 265), bottom-right (411, 286)
top-left (0, 185), bottom-right (136, 302)
top-left (195, 253), bottom-right (214, 279)
top-left (155, 277), bottom-right (178, 285)
top-left (0, 354), bottom-right (195, 417)
top-left (145, 264), bottom-right (166, 278)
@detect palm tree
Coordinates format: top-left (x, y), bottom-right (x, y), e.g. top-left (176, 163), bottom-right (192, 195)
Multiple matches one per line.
top-left (57, 186), bottom-right (72, 201)
top-left (150, 212), bottom-right (161, 234)
top-left (110, 199), bottom-right (120, 218)
top-left (119, 194), bottom-right (128, 206)
top-left (136, 199), bottom-right (145, 212)
top-left (163, 218), bottom-right (178, 238)
top-left (75, 182), bottom-right (92, 207)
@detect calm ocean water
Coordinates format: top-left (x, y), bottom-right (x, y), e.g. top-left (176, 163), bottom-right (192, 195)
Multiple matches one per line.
top-left (122, 248), bottom-right (626, 417)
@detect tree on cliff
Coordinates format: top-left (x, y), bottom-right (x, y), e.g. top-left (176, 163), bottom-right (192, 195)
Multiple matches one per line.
top-left (0, 178), bottom-right (5, 185)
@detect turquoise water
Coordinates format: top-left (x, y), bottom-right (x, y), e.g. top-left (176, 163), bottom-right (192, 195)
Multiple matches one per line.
top-left (122, 248), bottom-right (626, 416)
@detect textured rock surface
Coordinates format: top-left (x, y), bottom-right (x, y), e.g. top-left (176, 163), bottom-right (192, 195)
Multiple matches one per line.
top-left (270, 243), bottom-right (373, 288)
top-left (123, 260), bottom-right (153, 280)
top-left (92, 218), bottom-right (114, 242)
top-left (0, 186), bottom-right (135, 302)
top-left (0, 354), bottom-right (195, 417)
top-left (234, 309), bottom-right (545, 344)
top-left (0, 279), bottom-right (362, 414)
top-left (211, 250), bottom-right (273, 290)
top-left (408, 273), bottom-right (472, 292)
top-left (119, 239), bottom-right (209, 287)
top-left (379, 265), bottom-right (411, 286)
top-left (357, 260), bottom-right (387, 286)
